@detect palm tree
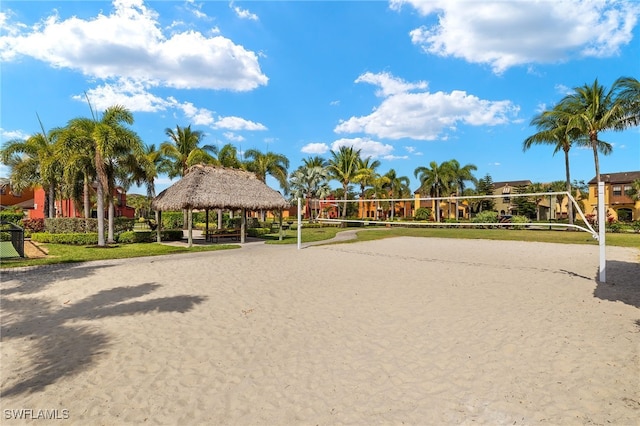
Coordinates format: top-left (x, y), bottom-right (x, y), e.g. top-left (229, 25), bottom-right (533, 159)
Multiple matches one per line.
top-left (527, 182), bottom-right (548, 221)
top-left (613, 76), bottom-right (640, 129)
top-left (161, 125), bottom-right (216, 229)
top-left (215, 143), bottom-right (241, 169)
top-left (302, 155), bottom-right (328, 169)
top-left (327, 146), bottom-right (361, 219)
top-left (244, 149), bottom-right (289, 190)
top-left (244, 149), bottom-right (289, 221)
top-left (444, 159), bottom-right (477, 220)
top-left (161, 125), bottom-right (217, 178)
top-left (353, 157), bottom-right (381, 219)
top-left (557, 79), bottom-right (622, 185)
top-left (626, 179), bottom-right (640, 202)
top-left (414, 161), bottom-right (452, 222)
top-left (0, 117), bottom-right (61, 218)
top-left (64, 105), bottom-right (142, 246)
top-left (289, 165), bottom-right (331, 219)
top-left (383, 169), bottom-right (411, 220)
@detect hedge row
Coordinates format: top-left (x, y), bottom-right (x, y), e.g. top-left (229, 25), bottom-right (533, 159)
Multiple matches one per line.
top-left (43, 217), bottom-right (135, 234)
top-left (31, 229), bottom-right (184, 245)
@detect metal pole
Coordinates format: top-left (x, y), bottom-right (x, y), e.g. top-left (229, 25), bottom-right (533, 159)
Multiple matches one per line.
top-left (297, 197), bottom-right (302, 250)
top-left (598, 182), bottom-right (606, 283)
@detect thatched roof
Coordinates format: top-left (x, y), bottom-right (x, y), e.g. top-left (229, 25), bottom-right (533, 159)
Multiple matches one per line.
top-left (152, 165), bottom-right (290, 211)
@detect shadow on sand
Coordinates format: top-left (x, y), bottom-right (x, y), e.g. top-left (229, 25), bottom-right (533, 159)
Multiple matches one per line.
top-left (1, 283), bottom-right (206, 397)
top-left (593, 259), bottom-right (640, 309)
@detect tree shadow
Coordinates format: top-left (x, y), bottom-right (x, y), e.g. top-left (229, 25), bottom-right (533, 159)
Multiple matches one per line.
top-left (1, 283), bottom-right (206, 397)
top-left (593, 260), bottom-right (640, 309)
top-left (1, 263), bottom-right (118, 296)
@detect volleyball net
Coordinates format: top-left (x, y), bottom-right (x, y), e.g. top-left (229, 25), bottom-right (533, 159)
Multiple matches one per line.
top-left (296, 185), bottom-right (608, 282)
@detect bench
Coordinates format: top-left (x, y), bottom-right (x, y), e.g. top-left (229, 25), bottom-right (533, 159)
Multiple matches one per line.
top-left (205, 228), bottom-right (242, 243)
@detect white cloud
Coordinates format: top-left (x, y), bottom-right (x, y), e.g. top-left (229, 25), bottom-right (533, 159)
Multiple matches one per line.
top-left (331, 137), bottom-right (394, 159)
top-left (76, 82), bottom-right (264, 131)
top-left (230, 2), bottom-right (259, 21)
top-left (330, 100), bottom-right (340, 106)
top-left (0, 128), bottom-right (30, 141)
top-left (214, 116), bottom-right (267, 131)
top-left (301, 143), bottom-right (329, 155)
top-left (0, 0), bottom-right (267, 91)
top-left (554, 84), bottom-right (573, 95)
top-left (404, 146), bottom-right (423, 156)
top-left (335, 71), bottom-right (518, 141)
top-left (392, 0), bottom-right (639, 74)
top-left (356, 71), bottom-right (427, 97)
top-left (77, 78), bottom-right (171, 112)
top-left (223, 132), bottom-right (245, 142)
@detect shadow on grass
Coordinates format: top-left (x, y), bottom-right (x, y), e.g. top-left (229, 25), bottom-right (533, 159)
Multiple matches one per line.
top-left (1, 283), bottom-right (206, 397)
top-left (593, 259), bottom-right (640, 309)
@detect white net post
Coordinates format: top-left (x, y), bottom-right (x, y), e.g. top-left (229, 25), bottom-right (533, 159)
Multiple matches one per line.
top-left (598, 182), bottom-right (606, 282)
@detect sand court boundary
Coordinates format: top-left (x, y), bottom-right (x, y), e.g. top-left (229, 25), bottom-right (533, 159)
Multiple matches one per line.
top-left (1, 237), bottom-right (638, 424)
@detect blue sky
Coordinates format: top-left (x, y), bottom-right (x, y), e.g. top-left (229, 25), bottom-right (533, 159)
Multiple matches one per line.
top-left (1, 0), bottom-right (639, 195)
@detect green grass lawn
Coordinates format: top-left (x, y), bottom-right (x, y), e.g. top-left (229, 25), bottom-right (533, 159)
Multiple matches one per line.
top-left (265, 225), bottom-right (640, 248)
top-left (0, 242), bottom-right (238, 269)
top-left (2, 226), bottom-right (637, 269)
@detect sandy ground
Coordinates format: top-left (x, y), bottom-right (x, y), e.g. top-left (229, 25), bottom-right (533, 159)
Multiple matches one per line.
top-left (1, 236), bottom-right (639, 425)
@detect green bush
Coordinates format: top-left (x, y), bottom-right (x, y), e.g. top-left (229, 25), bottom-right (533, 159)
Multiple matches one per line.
top-left (414, 207), bottom-right (432, 221)
top-left (472, 211), bottom-right (499, 225)
top-left (632, 221), bottom-right (640, 233)
top-left (0, 209), bottom-right (25, 224)
top-left (117, 231), bottom-right (154, 243)
top-left (607, 221), bottom-right (623, 233)
top-left (31, 232), bottom-right (99, 245)
top-left (511, 215), bottom-right (530, 230)
top-left (247, 227), bottom-right (270, 237)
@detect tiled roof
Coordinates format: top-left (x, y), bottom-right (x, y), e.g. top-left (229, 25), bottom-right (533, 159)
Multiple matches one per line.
top-left (492, 180), bottom-right (532, 188)
top-left (588, 171), bottom-right (640, 184)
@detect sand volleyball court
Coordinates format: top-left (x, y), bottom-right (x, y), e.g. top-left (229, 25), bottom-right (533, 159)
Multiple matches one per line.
top-left (1, 237), bottom-right (638, 424)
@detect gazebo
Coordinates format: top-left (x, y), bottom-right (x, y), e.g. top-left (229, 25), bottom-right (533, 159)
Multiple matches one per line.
top-left (151, 165), bottom-right (290, 246)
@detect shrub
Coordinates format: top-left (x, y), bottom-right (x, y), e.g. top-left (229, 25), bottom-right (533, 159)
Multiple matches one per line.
top-left (247, 227), bottom-right (270, 237)
top-left (511, 215), bottom-right (530, 230)
top-left (0, 209), bottom-right (25, 224)
top-left (472, 211), bottom-right (499, 223)
top-left (45, 218), bottom-right (98, 233)
top-left (161, 211), bottom-right (184, 229)
top-left (414, 207), bottom-right (432, 221)
top-left (632, 220), bottom-right (640, 233)
top-left (117, 231), bottom-right (154, 243)
top-left (22, 218), bottom-right (45, 233)
top-left (31, 232), bottom-right (99, 245)
top-left (607, 221), bottom-right (623, 233)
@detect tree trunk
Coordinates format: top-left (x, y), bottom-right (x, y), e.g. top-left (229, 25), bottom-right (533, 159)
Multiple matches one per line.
top-left (84, 175), bottom-right (90, 218)
top-left (563, 148), bottom-right (574, 226)
top-left (96, 183), bottom-right (105, 246)
top-left (48, 186), bottom-right (55, 218)
top-left (591, 135), bottom-right (600, 185)
top-left (217, 209), bottom-right (223, 229)
top-left (108, 197), bottom-right (115, 244)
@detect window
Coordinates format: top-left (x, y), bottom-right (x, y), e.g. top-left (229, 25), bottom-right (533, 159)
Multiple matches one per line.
top-left (624, 185), bottom-right (632, 196)
top-left (612, 186), bottom-right (622, 196)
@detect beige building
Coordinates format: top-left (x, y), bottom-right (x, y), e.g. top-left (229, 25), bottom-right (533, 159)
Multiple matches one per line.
top-left (587, 171), bottom-right (640, 221)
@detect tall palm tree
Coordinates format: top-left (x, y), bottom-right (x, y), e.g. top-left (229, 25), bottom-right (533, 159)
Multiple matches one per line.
top-left (64, 105), bottom-right (141, 246)
top-left (444, 159), bottom-right (477, 220)
top-left (524, 104), bottom-right (580, 225)
top-left (302, 155), bottom-right (328, 169)
top-left (613, 76), bottom-right (640, 129)
top-left (327, 146), bottom-right (361, 219)
top-left (353, 157), bottom-right (381, 219)
top-left (244, 149), bottom-right (290, 190)
top-left (414, 161), bottom-right (452, 222)
top-left (383, 169), bottom-right (411, 220)
top-left (0, 117), bottom-right (61, 218)
top-left (214, 143), bottom-right (241, 168)
top-left (160, 125), bottom-right (217, 178)
top-left (558, 79), bottom-right (622, 185)
top-left (289, 165), bottom-right (331, 219)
